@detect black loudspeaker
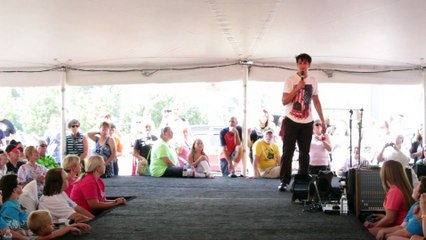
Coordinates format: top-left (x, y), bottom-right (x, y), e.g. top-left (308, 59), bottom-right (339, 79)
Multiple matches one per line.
top-left (347, 167), bottom-right (412, 217)
top-left (291, 174), bottom-right (311, 202)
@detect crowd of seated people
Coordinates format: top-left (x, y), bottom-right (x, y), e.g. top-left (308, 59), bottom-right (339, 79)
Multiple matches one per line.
top-left (0, 118), bottom-right (129, 238)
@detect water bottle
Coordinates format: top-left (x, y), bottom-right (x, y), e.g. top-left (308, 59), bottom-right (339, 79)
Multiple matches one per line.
top-left (340, 189), bottom-right (348, 215)
top-left (3, 228), bottom-right (12, 240)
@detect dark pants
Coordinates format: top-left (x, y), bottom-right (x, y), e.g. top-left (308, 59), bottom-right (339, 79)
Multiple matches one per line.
top-left (113, 160), bottom-right (119, 176)
top-left (279, 117), bottom-right (313, 184)
top-left (308, 165), bottom-right (329, 175)
top-left (162, 166), bottom-right (184, 177)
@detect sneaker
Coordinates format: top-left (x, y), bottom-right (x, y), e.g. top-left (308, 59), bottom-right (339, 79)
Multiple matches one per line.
top-left (278, 182), bottom-right (288, 192)
top-left (228, 172), bottom-right (237, 178)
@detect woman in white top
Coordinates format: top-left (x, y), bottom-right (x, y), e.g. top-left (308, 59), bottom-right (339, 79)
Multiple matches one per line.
top-left (38, 168), bottom-right (94, 224)
top-left (308, 119), bottom-right (333, 175)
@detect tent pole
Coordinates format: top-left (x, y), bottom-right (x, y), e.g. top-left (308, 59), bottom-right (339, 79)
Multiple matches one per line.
top-left (423, 69), bottom-right (426, 142)
top-left (60, 68), bottom-right (67, 164)
top-left (242, 64), bottom-right (249, 176)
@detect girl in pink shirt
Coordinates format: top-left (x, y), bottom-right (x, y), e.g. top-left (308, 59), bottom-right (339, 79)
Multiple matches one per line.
top-left (70, 155), bottom-right (126, 215)
top-left (364, 160), bottom-right (415, 237)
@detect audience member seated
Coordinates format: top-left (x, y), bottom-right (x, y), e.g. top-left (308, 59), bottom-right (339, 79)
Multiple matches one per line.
top-left (5, 144), bottom-right (25, 174)
top-left (39, 168), bottom-right (94, 224)
top-left (175, 126), bottom-right (191, 168)
top-left (364, 160), bottom-right (415, 237)
top-left (309, 119), bottom-right (333, 175)
top-left (0, 149), bottom-right (8, 177)
top-left (36, 139), bottom-right (58, 169)
top-left (133, 120), bottom-right (158, 176)
top-left (151, 126), bottom-right (192, 178)
top-left (248, 109), bottom-right (271, 164)
top-left (28, 210), bottom-right (91, 239)
top-left (251, 127), bottom-right (281, 179)
top-left (377, 134), bottom-right (418, 186)
top-left (17, 146), bottom-right (47, 196)
top-left (62, 155), bottom-right (82, 197)
top-left (376, 176), bottom-right (426, 239)
top-left (377, 134), bottom-right (410, 167)
top-left (187, 139), bottom-right (214, 178)
top-left (410, 193), bottom-right (426, 240)
top-left (414, 145), bottom-right (426, 178)
top-left (0, 174), bottom-right (29, 237)
top-left (219, 116), bottom-right (243, 177)
top-left (70, 155), bottom-right (126, 215)
top-left (338, 146), bottom-right (369, 177)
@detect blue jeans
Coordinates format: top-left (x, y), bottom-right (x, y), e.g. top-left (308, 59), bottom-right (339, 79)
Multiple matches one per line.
top-left (220, 159), bottom-right (230, 176)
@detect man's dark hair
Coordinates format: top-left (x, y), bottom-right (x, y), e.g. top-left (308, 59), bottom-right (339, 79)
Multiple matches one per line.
top-left (296, 53), bottom-right (312, 64)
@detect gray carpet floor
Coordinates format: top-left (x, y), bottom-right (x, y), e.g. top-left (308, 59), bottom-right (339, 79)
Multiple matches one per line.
top-left (63, 175), bottom-right (374, 240)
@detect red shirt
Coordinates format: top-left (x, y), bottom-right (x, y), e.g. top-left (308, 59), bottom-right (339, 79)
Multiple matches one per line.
top-left (384, 185), bottom-right (409, 226)
top-left (70, 173), bottom-right (106, 214)
top-left (64, 176), bottom-right (77, 197)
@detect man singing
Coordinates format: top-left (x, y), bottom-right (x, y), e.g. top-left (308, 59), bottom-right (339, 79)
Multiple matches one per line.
top-left (278, 53), bottom-right (326, 191)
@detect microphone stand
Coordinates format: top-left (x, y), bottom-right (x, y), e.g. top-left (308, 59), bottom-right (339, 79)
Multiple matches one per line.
top-left (357, 108), bottom-right (364, 167)
top-left (349, 110), bottom-right (353, 168)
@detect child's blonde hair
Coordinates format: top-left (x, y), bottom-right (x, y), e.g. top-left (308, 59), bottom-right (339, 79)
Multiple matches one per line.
top-left (85, 155), bottom-right (105, 173)
top-left (62, 155), bottom-right (80, 172)
top-left (28, 210), bottom-right (52, 235)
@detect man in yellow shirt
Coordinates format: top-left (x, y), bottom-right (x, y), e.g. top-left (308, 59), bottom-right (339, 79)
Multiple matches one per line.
top-left (252, 127), bottom-right (281, 178)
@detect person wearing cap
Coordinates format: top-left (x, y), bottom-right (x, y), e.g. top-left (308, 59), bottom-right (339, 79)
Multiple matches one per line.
top-left (5, 144), bottom-right (26, 174)
top-left (251, 127), bottom-right (281, 179)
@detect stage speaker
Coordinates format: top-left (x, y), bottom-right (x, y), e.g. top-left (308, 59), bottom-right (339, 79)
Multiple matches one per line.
top-left (347, 167), bottom-right (412, 217)
top-left (291, 174), bottom-right (311, 202)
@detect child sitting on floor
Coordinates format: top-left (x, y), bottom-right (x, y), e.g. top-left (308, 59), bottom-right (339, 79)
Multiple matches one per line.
top-left (28, 210), bottom-right (91, 239)
top-left (187, 139), bottom-right (214, 178)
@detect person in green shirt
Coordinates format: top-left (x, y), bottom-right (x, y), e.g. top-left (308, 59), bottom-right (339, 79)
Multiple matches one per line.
top-left (150, 126), bottom-right (192, 177)
top-left (37, 139), bottom-right (59, 169)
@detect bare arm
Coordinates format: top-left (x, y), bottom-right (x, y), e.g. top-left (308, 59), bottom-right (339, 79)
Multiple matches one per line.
top-left (74, 205), bottom-right (95, 220)
top-left (80, 136), bottom-right (89, 160)
top-left (37, 223), bottom-right (92, 240)
top-left (87, 131), bottom-right (99, 142)
top-left (253, 155), bottom-right (260, 177)
top-left (162, 156), bottom-right (176, 167)
top-left (312, 95), bottom-right (326, 134)
top-left (105, 138), bottom-right (117, 165)
top-left (373, 210), bottom-right (398, 228)
top-left (87, 197), bottom-right (126, 212)
top-left (282, 81), bottom-right (305, 106)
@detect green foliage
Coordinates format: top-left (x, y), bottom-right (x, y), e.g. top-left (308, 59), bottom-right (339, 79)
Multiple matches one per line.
top-left (0, 84), bottom-right (222, 142)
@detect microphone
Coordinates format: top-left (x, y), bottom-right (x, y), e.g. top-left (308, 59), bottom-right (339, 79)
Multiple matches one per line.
top-left (300, 71), bottom-right (305, 81)
top-left (349, 110), bottom-right (353, 115)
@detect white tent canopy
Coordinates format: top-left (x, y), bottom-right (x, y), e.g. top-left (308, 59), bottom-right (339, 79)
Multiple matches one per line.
top-left (0, 0), bottom-right (425, 86)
